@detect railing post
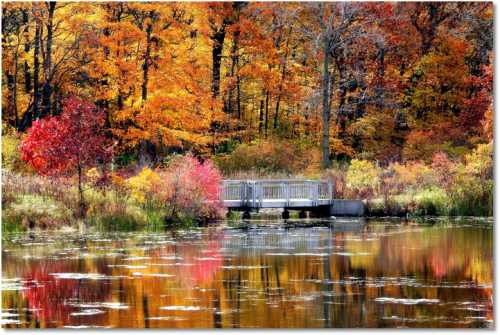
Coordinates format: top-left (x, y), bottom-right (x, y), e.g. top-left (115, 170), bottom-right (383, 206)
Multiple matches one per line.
top-left (221, 181), bottom-right (226, 202)
top-left (311, 182), bottom-right (320, 206)
top-left (242, 181), bottom-right (247, 207)
top-left (252, 181), bottom-right (256, 207)
top-left (308, 181), bottom-right (312, 202)
top-left (258, 182), bottom-right (263, 208)
top-left (328, 179), bottom-right (334, 201)
top-left (285, 181), bottom-right (290, 207)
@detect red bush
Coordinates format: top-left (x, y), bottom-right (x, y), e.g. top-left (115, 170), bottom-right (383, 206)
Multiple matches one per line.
top-left (154, 154), bottom-right (223, 221)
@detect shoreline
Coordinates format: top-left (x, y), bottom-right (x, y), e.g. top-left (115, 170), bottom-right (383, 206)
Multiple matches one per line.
top-left (3, 215), bottom-right (493, 235)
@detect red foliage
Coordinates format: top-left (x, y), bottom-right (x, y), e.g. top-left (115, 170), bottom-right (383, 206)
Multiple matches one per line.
top-left (431, 151), bottom-right (455, 190)
top-left (152, 154), bottom-right (223, 220)
top-left (461, 64), bottom-right (493, 135)
top-left (20, 96), bottom-right (112, 176)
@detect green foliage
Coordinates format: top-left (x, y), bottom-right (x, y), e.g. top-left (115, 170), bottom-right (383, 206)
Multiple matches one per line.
top-left (3, 194), bottom-right (73, 229)
top-left (96, 214), bottom-right (139, 231)
top-left (448, 166), bottom-right (493, 216)
top-left (114, 150), bottom-right (138, 167)
top-left (2, 218), bottom-right (26, 234)
top-left (214, 138), bottom-right (240, 155)
top-left (447, 143), bottom-right (493, 216)
top-left (412, 188), bottom-right (450, 216)
top-left (144, 208), bottom-right (169, 230)
top-left (353, 143), bottom-right (493, 217)
top-left (225, 210), bottom-right (241, 221)
top-left (2, 154), bottom-right (220, 231)
top-left (464, 142), bottom-right (493, 177)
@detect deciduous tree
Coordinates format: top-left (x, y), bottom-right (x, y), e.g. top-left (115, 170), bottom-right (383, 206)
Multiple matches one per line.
top-left (21, 96), bottom-right (112, 217)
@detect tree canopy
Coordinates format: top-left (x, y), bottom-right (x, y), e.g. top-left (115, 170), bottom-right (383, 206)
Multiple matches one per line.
top-left (2, 2), bottom-right (493, 167)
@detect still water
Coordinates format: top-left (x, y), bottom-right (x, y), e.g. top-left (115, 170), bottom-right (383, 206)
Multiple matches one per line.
top-left (2, 218), bottom-right (493, 328)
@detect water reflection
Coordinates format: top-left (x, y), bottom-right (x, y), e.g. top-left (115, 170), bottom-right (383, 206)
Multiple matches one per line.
top-left (2, 218), bottom-right (493, 328)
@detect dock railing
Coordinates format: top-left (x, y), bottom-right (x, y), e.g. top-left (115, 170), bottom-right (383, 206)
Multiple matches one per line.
top-left (222, 179), bottom-right (334, 209)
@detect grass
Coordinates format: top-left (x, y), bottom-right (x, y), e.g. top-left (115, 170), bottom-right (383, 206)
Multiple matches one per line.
top-left (3, 194), bottom-right (74, 231)
top-left (365, 186), bottom-right (493, 217)
top-left (2, 171), bottom-right (198, 232)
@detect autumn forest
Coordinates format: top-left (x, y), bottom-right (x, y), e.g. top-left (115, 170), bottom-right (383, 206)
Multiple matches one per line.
top-left (1, 2), bottom-right (494, 228)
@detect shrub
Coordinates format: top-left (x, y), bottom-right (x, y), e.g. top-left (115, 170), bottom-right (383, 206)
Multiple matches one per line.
top-left (216, 139), bottom-right (321, 176)
top-left (322, 164), bottom-right (349, 199)
top-left (96, 213), bottom-right (139, 231)
top-left (390, 161), bottom-right (435, 192)
top-left (348, 142), bottom-right (493, 217)
top-left (3, 195), bottom-right (73, 229)
top-left (431, 152), bottom-right (456, 191)
top-left (367, 196), bottom-right (408, 217)
top-left (412, 187), bottom-right (450, 216)
top-left (2, 128), bottom-right (29, 173)
top-left (346, 159), bottom-right (381, 198)
top-left (127, 167), bottom-right (161, 206)
top-left (449, 164), bottom-right (492, 216)
top-left (443, 143), bottom-right (493, 216)
top-left (157, 154), bottom-right (223, 221)
top-left (127, 154), bottom-right (223, 223)
top-left (464, 142), bottom-right (493, 179)
top-left (2, 171), bottom-right (79, 214)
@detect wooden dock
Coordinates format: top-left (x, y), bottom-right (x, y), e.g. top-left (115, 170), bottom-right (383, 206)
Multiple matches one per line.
top-left (221, 179), bottom-right (365, 218)
top-left (222, 179), bottom-right (334, 210)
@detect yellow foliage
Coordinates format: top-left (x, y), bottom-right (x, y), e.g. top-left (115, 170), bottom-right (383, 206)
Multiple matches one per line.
top-left (2, 128), bottom-right (29, 173)
top-left (85, 167), bottom-right (101, 180)
top-left (464, 142), bottom-right (493, 177)
top-left (390, 161), bottom-right (434, 189)
top-left (126, 168), bottom-right (161, 204)
top-left (346, 159), bottom-right (381, 197)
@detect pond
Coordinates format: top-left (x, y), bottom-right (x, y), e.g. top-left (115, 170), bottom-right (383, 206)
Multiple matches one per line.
top-left (1, 218), bottom-right (493, 328)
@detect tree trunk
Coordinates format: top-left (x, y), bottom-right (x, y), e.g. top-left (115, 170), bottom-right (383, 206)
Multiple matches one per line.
top-left (138, 21), bottom-right (154, 167)
top-left (273, 96), bottom-right (280, 130)
top-left (375, 45), bottom-right (385, 111)
top-left (233, 28), bottom-right (241, 120)
top-left (53, 85), bottom-right (62, 115)
top-left (258, 99), bottom-right (264, 135)
top-left (117, 93), bottom-right (123, 110)
top-left (321, 6), bottom-right (332, 169)
top-left (41, 1), bottom-right (55, 118)
top-left (138, 141), bottom-right (149, 167)
top-left (18, 18), bottom-right (41, 131)
top-left (13, 53), bottom-right (19, 128)
top-left (226, 28), bottom-right (239, 116)
top-left (273, 27), bottom-right (292, 131)
top-left (211, 28), bottom-right (226, 98)
top-left (22, 9), bottom-right (31, 93)
top-left (264, 92), bottom-right (270, 138)
top-left (77, 163), bottom-right (86, 219)
top-left (236, 73), bottom-right (241, 120)
top-left (142, 23), bottom-right (152, 102)
top-left (7, 71), bottom-right (17, 129)
top-left (8, 41), bottom-right (19, 128)
top-left (33, 21), bottom-right (41, 118)
top-left (335, 55), bottom-right (347, 138)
